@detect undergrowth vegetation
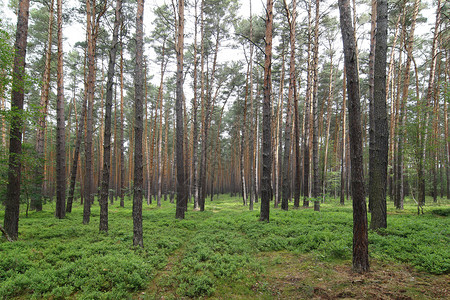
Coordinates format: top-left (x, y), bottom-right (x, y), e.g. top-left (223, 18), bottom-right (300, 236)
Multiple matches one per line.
top-left (0, 195), bottom-right (449, 299)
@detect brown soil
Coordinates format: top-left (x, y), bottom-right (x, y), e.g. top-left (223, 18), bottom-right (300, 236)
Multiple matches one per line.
top-left (136, 251), bottom-right (449, 299)
top-left (255, 252), bottom-right (449, 299)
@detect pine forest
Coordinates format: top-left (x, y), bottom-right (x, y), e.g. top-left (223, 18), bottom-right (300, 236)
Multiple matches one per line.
top-left (0, 0), bottom-right (449, 298)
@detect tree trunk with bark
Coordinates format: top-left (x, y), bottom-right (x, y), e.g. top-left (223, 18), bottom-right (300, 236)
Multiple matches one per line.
top-left (339, 0), bottom-right (369, 273)
top-left (32, 0), bottom-right (54, 212)
top-left (3, 0), bottom-right (30, 240)
top-left (368, 0), bottom-right (376, 213)
top-left (369, 0), bottom-right (388, 230)
top-left (260, 0), bottom-right (273, 222)
top-left (84, 0), bottom-right (105, 224)
top-left (133, 0), bottom-right (144, 247)
top-left (248, 0), bottom-right (256, 210)
top-left (303, 0), bottom-right (313, 207)
top-left (175, 0), bottom-right (187, 219)
top-left (312, 0), bottom-right (320, 211)
top-left (99, 0), bottom-right (121, 232)
top-left (55, 0), bottom-right (66, 219)
top-left (119, 37), bottom-right (125, 208)
top-left (192, 0), bottom-right (200, 210)
top-left (281, 0), bottom-right (297, 211)
top-left (445, 53), bottom-right (449, 200)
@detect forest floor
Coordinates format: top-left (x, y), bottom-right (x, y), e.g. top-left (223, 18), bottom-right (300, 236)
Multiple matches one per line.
top-left (142, 248), bottom-right (450, 299)
top-left (1, 195), bottom-right (449, 299)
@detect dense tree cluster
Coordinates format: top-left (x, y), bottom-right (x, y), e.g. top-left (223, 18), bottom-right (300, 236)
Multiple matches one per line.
top-left (1, 0), bottom-right (448, 272)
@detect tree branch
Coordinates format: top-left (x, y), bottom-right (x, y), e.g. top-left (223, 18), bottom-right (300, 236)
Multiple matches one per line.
top-left (0, 224), bottom-right (13, 242)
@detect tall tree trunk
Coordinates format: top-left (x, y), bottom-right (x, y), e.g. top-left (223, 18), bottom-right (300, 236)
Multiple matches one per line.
top-left (84, 0), bottom-right (102, 224)
top-left (418, 0), bottom-right (441, 207)
top-left (274, 53), bottom-right (285, 208)
top-left (133, 0), bottom-right (144, 247)
top-left (32, 0), bottom-right (54, 212)
top-left (445, 52), bottom-right (449, 200)
top-left (192, 0), bottom-right (200, 210)
top-left (368, 0), bottom-right (376, 213)
top-left (97, 69), bottom-right (105, 201)
top-left (260, 0), bottom-right (273, 222)
top-left (293, 42), bottom-right (301, 207)
top-left (281, 0), bottom-right (297, 211)
top-left (55, 0), bottom-right (66, 219)
top-left (240, 124), bottom-right (248, 205)
top-left (198, 0), bottom-right (207, 211)
top-left (312, 0), bottom-right (320, 211)
top-left (99, 0), bottom-right (121, 232)
top-left (3, 0), bottom-right (30, 240)
top-left (340, 69), bottom-right (346, 205)
top-left (119, 36), bottom-right (125, 207)
top-left (175, 0), bottom-right (187, 219)
top-left (67, 55), bottom-right (88, 213)
top-left (397, 0), bottom-right (419, 210)
top-left (199, 27), bottom-right (220, 211)
top-left (248, 0), bottom-right (257, 210)
top-left (322, 51), bottom-right (334, 202)
top-left (339, 0), bottom-right (369, 273)
top-left (157, 46), bottom-right (167, 208)
top-left (303, 0), bottom-right (312, 207)
top-left (369, 0), bottom-right (388, 230)
top-left (241, 44), bottom-right (253, 207)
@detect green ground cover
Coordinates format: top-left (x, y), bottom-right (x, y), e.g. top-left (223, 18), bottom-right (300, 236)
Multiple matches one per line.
top-left (0, 196), bottom-right (449, 299)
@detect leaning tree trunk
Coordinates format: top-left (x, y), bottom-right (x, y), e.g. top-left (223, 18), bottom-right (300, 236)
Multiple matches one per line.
top-left (4, 0), bottom-right (31, 240)
top-left (260, 0), bottom-right (273, 222)
top-left (339, 0), bottom-right (369, 273)
top-left (99, 0), bottom-right (121, 233)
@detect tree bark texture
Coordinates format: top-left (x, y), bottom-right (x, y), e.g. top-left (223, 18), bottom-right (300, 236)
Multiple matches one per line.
top-left (281, 0), bottom-right (296, 211)
top-left (339, 0), bottom-right (369, 273)
top-left (133, 0), bottom-right (144, 247)
top-left (100, 0), bottom-right (121, 232)
top-left (4, 0), bottom-right (30, 240)
top-left (32, 0), bottom-right (53, 212)
top-left (84, 0), bottom-right (96, 224)
top-left (370, 0), bottom-right (388, 230)
top-left (303, 0), bottom-right (312, 207)
top-left (312, 0), bottom-right (320, 211)
top-left (175, 0), bottom-right (187, 219)
top-left (368, 0), bottom-right (376, 213)
top-left (55, 0), bottom-right (66, 219)
top-left (260, 0), bottom-right (273, 222)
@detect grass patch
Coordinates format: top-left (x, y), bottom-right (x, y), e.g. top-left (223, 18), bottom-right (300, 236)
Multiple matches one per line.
top-left (0, 195), bottom-right (449, 298)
